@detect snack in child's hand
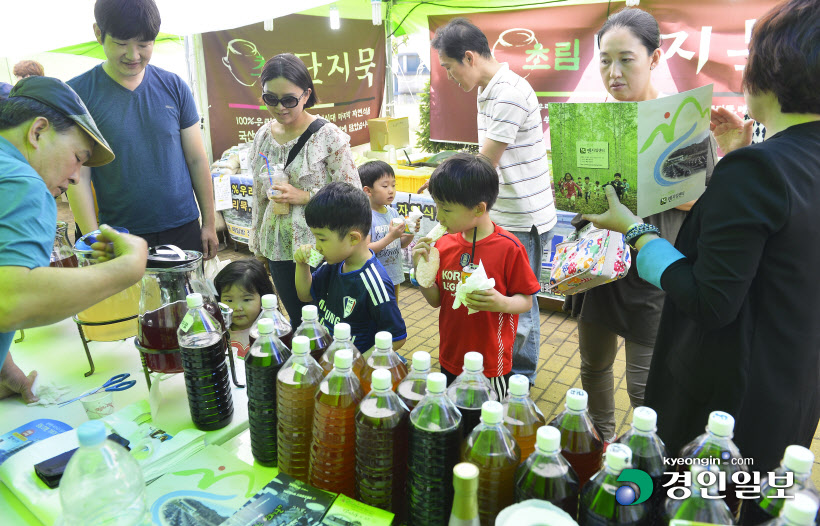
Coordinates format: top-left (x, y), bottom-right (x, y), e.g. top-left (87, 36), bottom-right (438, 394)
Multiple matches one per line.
top-left (390, 218), bottom-right (405, 229)
top-left (307, 248), bottom-right (324, 267)
top-left (406, 206), bottom-right (424, 225)
top-left (426, 222), bottom-right (448, 242)
top-left (415, 246), bottom-right (440, 288)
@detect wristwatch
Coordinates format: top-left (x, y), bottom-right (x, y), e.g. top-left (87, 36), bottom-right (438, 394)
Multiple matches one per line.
top-left (625, 223), bottom-right (660, 249)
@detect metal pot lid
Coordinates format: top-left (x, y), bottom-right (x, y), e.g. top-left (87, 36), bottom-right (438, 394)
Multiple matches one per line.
top-left (146, 245), bottom-right (203, 268)
top-left (74, 226), bottom-right (130, 253)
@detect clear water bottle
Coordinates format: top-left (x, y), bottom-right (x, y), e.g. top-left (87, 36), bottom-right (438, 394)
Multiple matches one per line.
top-left (514, 425), bottom-right (580, 519)
top-left (446, 352), bottom-right (497, 437)
top-left (578, 443), bottom-right (649, 526)
top-left (461, 400), bottom-right (521, 526)
top-left (663, 464), bottom-right (735, 525)
top-left (319, 322), bottom-right (364, 380)
top-left (248, 294), bottom-right (292, 347)
top-left (177, 292), bottom-right (234, 431)
top-left (549, 388), bottom-right (603, 488)
top-left (59, 420), bottom-right (150, 526)
top-left (502, 374), bottom-right (546, 460)
top-left (360, 331), bottom-right (408, 394)
top-left (679, 411), bottom-right (748, 520)
top-left (616, 407), bottom-right (667, 520)
top-left (397, 351), bottom-right (432, 411)
top-left (744, 445), bottom-right (820, 525)
top-left (355, 368), bottom-right (410, 514)
top-left (293, 304), bottom-right (332, 363)
top-left (449, 462), bottom-right (480, 526)
top-left (760, 494), bottom-right (820, 526)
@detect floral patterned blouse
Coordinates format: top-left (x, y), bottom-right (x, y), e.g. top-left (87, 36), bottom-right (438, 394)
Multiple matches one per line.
top-left (249, 119), bottom-right (360, 261)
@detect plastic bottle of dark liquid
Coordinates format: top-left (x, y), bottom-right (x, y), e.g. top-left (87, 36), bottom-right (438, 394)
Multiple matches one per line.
top-left (309, 349), bottom-right (363, 497)
top-left (615, 406), bottom-right (667, 520)
top-left (293, 305), bottom-right (332, 362)
top-left (744, 445), bottom-right (820, 525)
top-left (407, 372), bottom-right (464, 526)
top-left (502, 374), bottom-right (546, 461)
top-left (446, 352), bottom-right (497, 438)
top-left (248, 294), bottom-right (292, 348)
top-left (355, 368), bottom-right (410, 514)
top-left (549, 388), bottom-right (603, 489)
top-left (276, 335), bottom-right (323, 482)
top-left (397, 351), bottom-right (431, 411)
top-left (679, 410), bottom-right (748, 520)
top-left (461, 400), bottom-right (521, 526)
top-left (177, 293), bottom-right (234, 431)
top-left (760, 494), bottom-right (820, 526)
top-left (319, 322), bottom-right (365, 381)
top-left (578, 443), bottom-right (649, 526)
top-left (245, 318), bottom-right (291, 466)
top-left (662, 464), bottom-right (735, 525)
top-left (360, 331), bottom-right (408, 394)
top-left (514, 425), bottom-right (580, 519)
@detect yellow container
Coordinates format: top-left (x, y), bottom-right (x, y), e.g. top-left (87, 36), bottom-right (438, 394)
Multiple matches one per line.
top-left (394, 165), bottom-right (434, 193)
top-left (76, 282), bottom-right (141, 341)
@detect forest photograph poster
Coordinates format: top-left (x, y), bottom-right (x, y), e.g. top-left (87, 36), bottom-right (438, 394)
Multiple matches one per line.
top-left (549, 85), bottom-right (713, 217)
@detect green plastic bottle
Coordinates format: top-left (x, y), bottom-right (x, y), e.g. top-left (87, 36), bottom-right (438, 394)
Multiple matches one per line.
top-left (760, 493), bottom-right (820, 526)
top-left (578, 443), bottom-right (649, 526)
top-left (662, 465), bottom-right (735, 525)
top-left (744, 445), bottom-right (820, 525)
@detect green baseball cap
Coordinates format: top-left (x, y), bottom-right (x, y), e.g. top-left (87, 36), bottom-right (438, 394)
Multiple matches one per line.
top-left (9, 76), bottom-right (115, 167)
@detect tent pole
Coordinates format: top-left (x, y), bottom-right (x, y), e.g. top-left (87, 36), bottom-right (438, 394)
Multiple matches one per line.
top-left (384, 0), bottom-right (395, 118)
top-left (187, 34), bottom-right (214, 164)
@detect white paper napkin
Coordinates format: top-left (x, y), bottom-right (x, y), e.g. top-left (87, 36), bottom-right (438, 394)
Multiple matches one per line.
top-left (453, 260), bottom-right (495, 315)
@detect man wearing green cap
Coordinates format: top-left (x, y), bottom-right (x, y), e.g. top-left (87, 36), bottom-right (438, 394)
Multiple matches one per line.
top-left (0, 76), bottom-right (147, 401)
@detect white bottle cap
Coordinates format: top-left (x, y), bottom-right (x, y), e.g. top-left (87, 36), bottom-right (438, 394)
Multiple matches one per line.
top-left (783, 445), bottom-right (815, 475)
top-left (334, 349), bottom-right (353, 369)
top-left (334, 323), bottom-right (351, 339)
top-left (261, 294), bottom-right (278, 309)
top-left (427, 372), bottom-right (447, 394)
top-left (481, 400), bottom-right (503, 425)
top-left (536, 426), bottom-right (562, 454)
top-left (463, 352), bottom-right (483, 372)
top-left (605, 443), bottom-right (632, 472)
top-left (371, 369), bottom-right (392, 391)
top-left (292, 335), bottom-right (309, 355)
top-left (302, 304), bottom-right (318, 321)
top-left (566, 388), bottom-right (588, 411)
top-left (412, 351), bottom-right (431, 371)
top-left (186, 293), bottom-right (203, 308)
top-left (707, 411), bottom-right (735, 437)
top-left (375, 331), bottom-right (392, 349)
top-left (509, 375), bottom-right (529, 397)
top-left (632, 406), bottom-right (657, 432)
top-left (781, 493), bottom-right (820, 526)
top-left (453, 462), bottom-right (479, 481)
top-left (258, 318), bottom-right (274, 335)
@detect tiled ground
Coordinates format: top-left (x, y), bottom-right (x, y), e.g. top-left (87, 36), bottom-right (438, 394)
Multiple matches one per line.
top-left (55, 200), bottom-right (820, 488)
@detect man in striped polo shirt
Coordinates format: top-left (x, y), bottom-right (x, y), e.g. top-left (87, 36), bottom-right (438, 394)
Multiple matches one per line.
top-left (432, 18), bottom-right (557, 385)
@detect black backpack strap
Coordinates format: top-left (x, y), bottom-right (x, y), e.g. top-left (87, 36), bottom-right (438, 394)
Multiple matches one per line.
top-left (285, 118), bottom-right (327, 168)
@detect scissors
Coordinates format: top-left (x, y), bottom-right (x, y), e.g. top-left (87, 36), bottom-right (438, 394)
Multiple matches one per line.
top-left (58, 373), bottom-right (136, 407)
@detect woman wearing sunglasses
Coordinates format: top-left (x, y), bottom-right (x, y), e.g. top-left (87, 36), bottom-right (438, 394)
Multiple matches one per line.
top-left (249, 53), bottom-right (360, 322)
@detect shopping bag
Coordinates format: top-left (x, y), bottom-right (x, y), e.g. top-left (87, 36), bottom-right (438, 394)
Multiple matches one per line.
top-left (548, 227), bottom-right (631, 295)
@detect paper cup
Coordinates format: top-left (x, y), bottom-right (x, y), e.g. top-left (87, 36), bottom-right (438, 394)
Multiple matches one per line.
top-left (82, 391), bottom-right (114, 420)
top-left (307, 249), bottom-right (324, 267)
top-left (461, 263), bottom-right (479, 284)
top-left (391, 218), bottom-right (404, 228)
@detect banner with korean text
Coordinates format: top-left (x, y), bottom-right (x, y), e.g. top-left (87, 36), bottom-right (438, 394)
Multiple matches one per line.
top-left (202, 14), bottom-right (385, 156)
top-left (428, 0), bottom-right (778, 144)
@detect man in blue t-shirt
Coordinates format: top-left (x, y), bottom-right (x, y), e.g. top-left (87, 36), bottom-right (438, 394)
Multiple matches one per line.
top-left (66, 0), bottom-right (218, 258)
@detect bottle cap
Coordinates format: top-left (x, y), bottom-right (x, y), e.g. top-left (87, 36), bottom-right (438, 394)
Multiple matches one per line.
top-left (77, 420), bottom-right (107, 447)
top-left (781, 493), bottom-right (820, 526)
top-left (707, 410), bottom-right (735, 437)
top-left (452, 462), bottom-right (479, 493)
top-left (412, 351), bottom-right (431, 371)
top-left (371, 369), bottom-right (392, 390)
top-left (334, 349), bottom-right (353, 369)
top-left (509, 375), bottom-right (529, 397)
top-left (632, 406), bottom-right (657, 432)
top-left (783, 445), bottom-right (815, 475)
top-left (186, 293), bottom-right (203, 308)
top-left (463, 352), bottom-right (483, 372)
top-left (605, 443), bottom-right (632, 472)
top-left (536, 425), bottom-right (562, 454)
top-left (481, 400), bottom-right (503, 425)
top-left (334, 323), bottom-right (351, 339)
top-left (375, 331), bottom-right (392, 349)
top-left (302, 304), bottom-right (318, 321)
top-left (292, 335), bottom-right (309, 355)
top-left (427, 372), bottom-right (446, 394)
top-left (565, 388), bottom-right (588, 411)
top-left (258, 318), bottom-right (274, 335)
top-left (261, 294), bottom-right (278, 309)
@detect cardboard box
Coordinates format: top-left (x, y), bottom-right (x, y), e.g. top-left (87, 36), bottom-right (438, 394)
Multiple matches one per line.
top-left (368, 116), bottom-right (410, 150)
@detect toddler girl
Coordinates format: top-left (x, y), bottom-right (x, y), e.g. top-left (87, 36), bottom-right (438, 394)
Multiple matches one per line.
top-left (214, 258), bottom-right (274, 359)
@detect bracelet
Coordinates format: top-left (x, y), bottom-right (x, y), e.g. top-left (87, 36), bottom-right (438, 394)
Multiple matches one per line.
top-left (625, 223), bottom-right (660, 249)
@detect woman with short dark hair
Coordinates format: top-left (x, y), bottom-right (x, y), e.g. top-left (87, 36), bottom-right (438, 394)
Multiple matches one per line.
top-left (249, 53), bottom-right (359, 321)
top-left (585, 0), bottom-right (820, 471)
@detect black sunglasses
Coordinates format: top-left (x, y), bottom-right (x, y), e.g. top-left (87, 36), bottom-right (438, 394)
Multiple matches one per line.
top-left (262, 89), bottom-right (307, 109)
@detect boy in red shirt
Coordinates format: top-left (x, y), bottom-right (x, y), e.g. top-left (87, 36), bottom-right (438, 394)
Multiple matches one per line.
top-left (412, 154), bottom-right (541, 398)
